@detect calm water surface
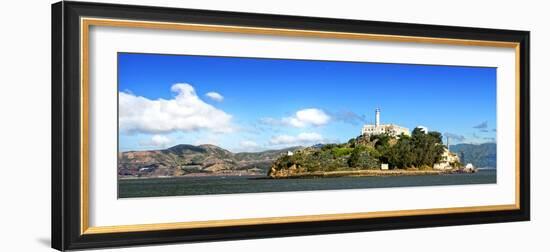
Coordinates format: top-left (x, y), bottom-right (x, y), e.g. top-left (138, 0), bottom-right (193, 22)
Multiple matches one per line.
top-left (118, 169), bottom-right (496, 198)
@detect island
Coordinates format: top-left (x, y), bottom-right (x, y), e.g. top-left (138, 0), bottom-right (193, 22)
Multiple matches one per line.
top-left (268, 108), bottom-right (475, 179)
top-left (268, 129), bottom-right (472, 179)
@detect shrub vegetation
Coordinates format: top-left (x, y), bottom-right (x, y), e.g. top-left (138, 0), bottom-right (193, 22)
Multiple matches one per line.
top-left (269, 127), bottom-right (446, 175)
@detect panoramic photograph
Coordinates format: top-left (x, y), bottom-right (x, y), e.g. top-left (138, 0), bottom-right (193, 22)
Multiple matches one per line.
top-left (117, 52), bottom-right (497, 198)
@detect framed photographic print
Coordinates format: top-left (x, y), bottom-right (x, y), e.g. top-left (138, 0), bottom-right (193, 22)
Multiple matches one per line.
top-left (52, 1), bottom-right (530, 250)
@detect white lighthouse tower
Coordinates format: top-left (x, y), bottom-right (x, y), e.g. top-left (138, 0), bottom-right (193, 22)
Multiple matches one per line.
top-left (362, 107), bottom-right (410, 137)
top-left (375, 107), bottom-right (381, 127)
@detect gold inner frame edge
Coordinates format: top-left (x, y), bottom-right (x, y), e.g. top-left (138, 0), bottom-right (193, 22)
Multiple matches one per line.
top-left (80, 17), bottom-right (522, 235)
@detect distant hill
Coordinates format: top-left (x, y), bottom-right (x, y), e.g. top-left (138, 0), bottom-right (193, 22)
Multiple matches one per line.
top-left (449, 143), bottom-right (496, 168)
top-left (118, 144), bottom-right (302, 178)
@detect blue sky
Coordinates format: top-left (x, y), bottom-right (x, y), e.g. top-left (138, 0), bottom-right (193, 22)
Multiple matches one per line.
top-left (118, 52), bottom-right (496, 152)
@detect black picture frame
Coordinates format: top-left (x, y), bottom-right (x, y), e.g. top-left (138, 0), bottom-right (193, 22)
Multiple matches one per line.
top-left (52, 1), bottom-right (530, 251)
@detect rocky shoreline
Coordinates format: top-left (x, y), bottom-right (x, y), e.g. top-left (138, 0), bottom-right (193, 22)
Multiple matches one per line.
top-left (117, 166), bottom-right (479, 180)
top-left (268, 167), bottom-right (477, 179)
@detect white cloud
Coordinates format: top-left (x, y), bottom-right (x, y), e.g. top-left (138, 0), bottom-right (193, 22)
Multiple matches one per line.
top-left (205, 92), bottom-right (224, 102)
top-left (262, 108), bottom-right (331, 128)
top-left (119, 83), bottom-right (233, 134)
top-left (285, 108), bottom-right (330, 127)
top-left (240, 140), bottom-right (259, 148)
top-left (140, 135), bottom-right (172, 147)
top-left (269, 132), bottom-right (325, 145)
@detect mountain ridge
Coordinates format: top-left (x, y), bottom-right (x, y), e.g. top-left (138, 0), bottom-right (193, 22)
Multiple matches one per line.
top-left (118, 144), bottom-right (302, 178)
top-left (449, 142), bottom-right (496, 168)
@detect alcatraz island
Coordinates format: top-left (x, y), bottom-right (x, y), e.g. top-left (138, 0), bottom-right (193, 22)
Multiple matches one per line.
top-left (268, 108), bottom-right (477, 179)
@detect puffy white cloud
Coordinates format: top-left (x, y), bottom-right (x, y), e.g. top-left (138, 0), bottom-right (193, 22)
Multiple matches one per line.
top-left (151, 135), bottom-right (171, 146)
top-left (119, 83), bottom-right (233, 134)
top-left (261, 108), bottom-right (330, 128)
top-left (205, 92), bottom-right (224, 102)
top-left (269, 132), bottom-right (324, 145)
top-left (285, 108), bottom-right (330, 127)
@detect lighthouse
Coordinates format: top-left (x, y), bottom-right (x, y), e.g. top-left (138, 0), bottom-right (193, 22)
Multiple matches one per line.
top-left (362, 107), bottom-right (410, 137)
top-left (375, 108), bottom-right (380, 127)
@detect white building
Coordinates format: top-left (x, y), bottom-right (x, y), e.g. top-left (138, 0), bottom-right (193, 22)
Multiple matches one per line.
top-left (361, 108), bottom-right (410, 137)
top-left (433, 148), bottom-right (460, 170)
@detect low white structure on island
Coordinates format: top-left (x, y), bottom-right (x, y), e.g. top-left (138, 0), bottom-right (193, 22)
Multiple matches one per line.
top-left (361, 108), bottom-right (410, 137)
top-left (433, 148), bottom-right (460, 170)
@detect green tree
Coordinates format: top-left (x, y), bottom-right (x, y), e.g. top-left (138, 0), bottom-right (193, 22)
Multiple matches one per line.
top-left (410, 128), bottom-right (444, 167)
top-left (388, 135), bottom-right (415, 168)
top-left (332, 147), bottom-right (353, 157)
top-left (371, 134), bottom-right (392, 164)
top-left (348, 146), bottom-right (380, 169)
